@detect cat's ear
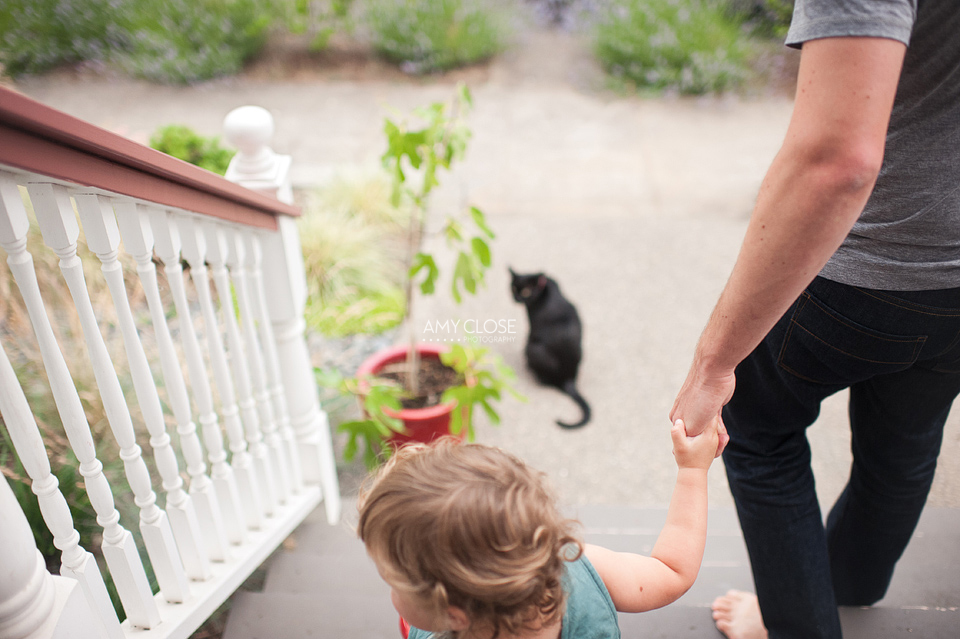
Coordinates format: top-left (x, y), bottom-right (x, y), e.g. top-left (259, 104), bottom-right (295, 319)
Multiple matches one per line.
top-left (538, 275), bottom-right (547, 288)
top-left (508, 266), bottom-right (517, 278)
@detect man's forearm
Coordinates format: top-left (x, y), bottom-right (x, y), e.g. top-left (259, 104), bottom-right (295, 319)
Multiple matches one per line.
top-left (693, 36), bottom-right (907, 379)
top-left (671, 37), bottom-right (904, 439)
top-left (694, 146), bottom-right (877, 377)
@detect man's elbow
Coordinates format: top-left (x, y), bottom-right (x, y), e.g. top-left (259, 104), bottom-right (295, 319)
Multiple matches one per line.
top-left (831, 147), bottom-right (883, 193)
top-left (798, 143), bottom-right (884, 199)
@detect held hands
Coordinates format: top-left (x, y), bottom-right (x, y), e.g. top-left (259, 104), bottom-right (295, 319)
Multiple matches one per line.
top-left (670, 418), bottom-right (720, 471)
top-left (669, 359), bottom-right (734, 458)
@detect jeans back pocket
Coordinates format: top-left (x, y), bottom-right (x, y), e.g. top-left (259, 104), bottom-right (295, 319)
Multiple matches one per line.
top-left (778, 292), bottom-right (926, 386)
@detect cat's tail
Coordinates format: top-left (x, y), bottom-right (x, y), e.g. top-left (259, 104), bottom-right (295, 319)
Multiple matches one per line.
top-left (557, 380), bottom-right (591, 429)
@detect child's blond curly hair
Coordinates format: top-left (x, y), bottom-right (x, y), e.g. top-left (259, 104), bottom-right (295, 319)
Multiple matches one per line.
top-left (357, 438), bottom-right (583, 638)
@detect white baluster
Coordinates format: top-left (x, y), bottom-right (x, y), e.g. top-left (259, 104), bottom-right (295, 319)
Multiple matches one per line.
top-left (77, 193), bottom-right (212, 587)
top-left (260, 218), bottom-right (342, 524)
top-left (147, 207), bottom-right (248, 546)
top-left (0, 341), bottom-right (121, 639)
top-left (225, 225), bottom-right (291, 503)
top-left (27, 182), bottom-right (190, 607)
top-left (223, 105), bottom-right (338, 521)
top-left (0, 176), bottom-right (160, 629)
top-left (205, 220), bottom-right (279, 514)
top-left (175, 212), bottom-right (266, 530)
top-left (114, 201), bottom-right (230, 564)
top-left (242, 229), bottom-right (303, 495)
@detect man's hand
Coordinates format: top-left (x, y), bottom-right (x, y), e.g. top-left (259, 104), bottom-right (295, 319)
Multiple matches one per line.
top-left (670, 357), bottom-right (733, 458)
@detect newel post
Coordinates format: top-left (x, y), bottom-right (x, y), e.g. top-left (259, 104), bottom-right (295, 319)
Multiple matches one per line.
top-left (223, 106), bottom-right (341, 524)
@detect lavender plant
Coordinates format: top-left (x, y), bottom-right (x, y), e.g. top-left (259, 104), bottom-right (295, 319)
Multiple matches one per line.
top-left (0, 0), bottom-right (131, 76)
top-left (594, 0), bottom-right (751, 95)
top-left (119, 0), bottom-right (274, 84)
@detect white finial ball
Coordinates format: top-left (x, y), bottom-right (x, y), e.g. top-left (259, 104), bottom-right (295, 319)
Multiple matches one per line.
top-left (223, 106), bottom-right (274, 157)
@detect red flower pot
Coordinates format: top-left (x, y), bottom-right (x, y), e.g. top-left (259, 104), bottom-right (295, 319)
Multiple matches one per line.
top-left (355, 343), bottom-right (464, 447)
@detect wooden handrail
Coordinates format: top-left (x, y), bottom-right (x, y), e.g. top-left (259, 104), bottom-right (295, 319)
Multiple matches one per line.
top-left (0, 86), bottom-right (299, 230)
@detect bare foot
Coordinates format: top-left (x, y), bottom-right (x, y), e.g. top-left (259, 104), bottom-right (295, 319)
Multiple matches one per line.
top-left (712, 590), bottom-right (768, 639)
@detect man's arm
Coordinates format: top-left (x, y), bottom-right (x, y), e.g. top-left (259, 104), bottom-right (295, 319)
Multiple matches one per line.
top-left (671, 36), bottom-right (907, 439)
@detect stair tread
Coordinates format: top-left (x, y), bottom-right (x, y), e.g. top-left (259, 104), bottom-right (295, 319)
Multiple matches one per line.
top-left (615, 604), bottom-right (960, 638)
top-left (223, 591), bottom-right (399, 639)
top-left (224, 591), bottom-right (959, 639)
top-left (229, 505), bottom-right (959, 638)
top-left (264, 552), bottom-right (388, 594)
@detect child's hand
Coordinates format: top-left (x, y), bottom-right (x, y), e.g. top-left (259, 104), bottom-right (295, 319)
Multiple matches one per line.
top-left (671, 418), bottom-right (720, 471)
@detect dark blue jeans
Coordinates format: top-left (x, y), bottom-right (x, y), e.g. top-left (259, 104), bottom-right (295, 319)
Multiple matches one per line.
top-left (722, 276), bottom-right (960, 639)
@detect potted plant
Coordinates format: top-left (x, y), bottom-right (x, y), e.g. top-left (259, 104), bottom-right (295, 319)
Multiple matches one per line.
top-left (319, 343), bottom-right (518, 469)
top-left (318, 84), bottom-right (521, 469)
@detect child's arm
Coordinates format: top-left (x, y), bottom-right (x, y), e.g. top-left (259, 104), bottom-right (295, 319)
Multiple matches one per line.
top-left (585, 418), bottom-right (718, 613)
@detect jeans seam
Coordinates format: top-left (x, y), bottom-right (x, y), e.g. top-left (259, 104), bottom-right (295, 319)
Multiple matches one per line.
top-left (854, 288), bottom-right (960, 317)
top-left (778, 294), bottom-right (808, 371)
top-left (929, 329), bottom-right (960, 372)
top-left (779, 362), bottom-right (826, 384)
top-left (789, 321), bottom-right (926, 364)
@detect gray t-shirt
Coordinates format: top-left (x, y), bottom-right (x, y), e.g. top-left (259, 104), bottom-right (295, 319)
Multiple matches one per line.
top-left (786, 0), bottom-right (960, 290)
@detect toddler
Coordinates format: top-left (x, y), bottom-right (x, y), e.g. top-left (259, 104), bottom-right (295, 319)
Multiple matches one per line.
top-left (357, 418), bottom-right (719, 639)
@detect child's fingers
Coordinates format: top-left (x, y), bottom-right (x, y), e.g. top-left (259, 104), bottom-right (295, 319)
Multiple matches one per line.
top-left (671, 419), bottom-right (687, 447)
top-left (715, 416), bottom-right (729, 458)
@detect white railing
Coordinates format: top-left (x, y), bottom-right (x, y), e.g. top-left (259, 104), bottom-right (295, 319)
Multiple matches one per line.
top-left (0, 87), bottom-right (340, 639)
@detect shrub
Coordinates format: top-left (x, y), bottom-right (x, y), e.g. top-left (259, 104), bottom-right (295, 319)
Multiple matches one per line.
top-left (728, 0), bottom-right (794, 38)
top-left (285, 0), bottom-right (357, 51)
top-left (365, 0), bottom-right (508, 74)
top-left (594, 0), bottom-right (750, 95)
top-left (149, 125), bottom-right (236, 175)
top-left (0, 0), bottom-right (131, 77)
top-left (0, 0), bottom-right (277, 83)
top-left (120, 0), bottom-right (274, 84)
top-left (299, 170), bottom-right (408, 337)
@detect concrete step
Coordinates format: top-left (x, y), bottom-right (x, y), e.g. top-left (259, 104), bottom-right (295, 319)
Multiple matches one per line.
top-left (262, 553), bottom-right (387, 596)
top-left (222, 590), bottom-right (399, 639)
top-left (280, 518), bottom-right (364, 557)
top-left (223, 505), bottom-right (960, 639)
top-left (616, 604), bottom-right (960, 639)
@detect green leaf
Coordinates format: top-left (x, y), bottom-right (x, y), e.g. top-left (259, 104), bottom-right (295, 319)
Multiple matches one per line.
top-left (480, 398), bottom-right (500, 425)
top-left (363, 444), bottom-right (379, 470)
top-left (342, 432), bottom-right (359, 461)
top-left (315, 368), bottom-right (344, 389)
top-left (422, 159), bottom-right (438, 195)
top-left (403, 131), bottom-right (428, 168)
top-left (410, 252), bottom-right (439, 296)
top-left (451, 251), bottom-right (476, 304)
top-left (444, 220), bottom-right (464, 245)
top-left (459, 82), bottom-right (474, 109)
top-left (440, 342), bottom-right (468, 371)
top-left (443, 386), bottom-right (466, 435)
top-left (471, 237), bottom-right (491, 267)
top-left (469, 206), bottom-right (495, 239)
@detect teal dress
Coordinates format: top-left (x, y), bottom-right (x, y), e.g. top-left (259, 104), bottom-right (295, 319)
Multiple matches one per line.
top-left (407, 555), bottom-right (621, 639)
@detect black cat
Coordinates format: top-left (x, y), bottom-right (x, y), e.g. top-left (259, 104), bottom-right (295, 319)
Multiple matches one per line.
top-left (510, 268), bottom-right (590, 429)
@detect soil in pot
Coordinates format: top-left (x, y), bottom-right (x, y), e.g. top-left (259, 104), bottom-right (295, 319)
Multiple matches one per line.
top-left (377, 357), bottom-right (462, 409)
